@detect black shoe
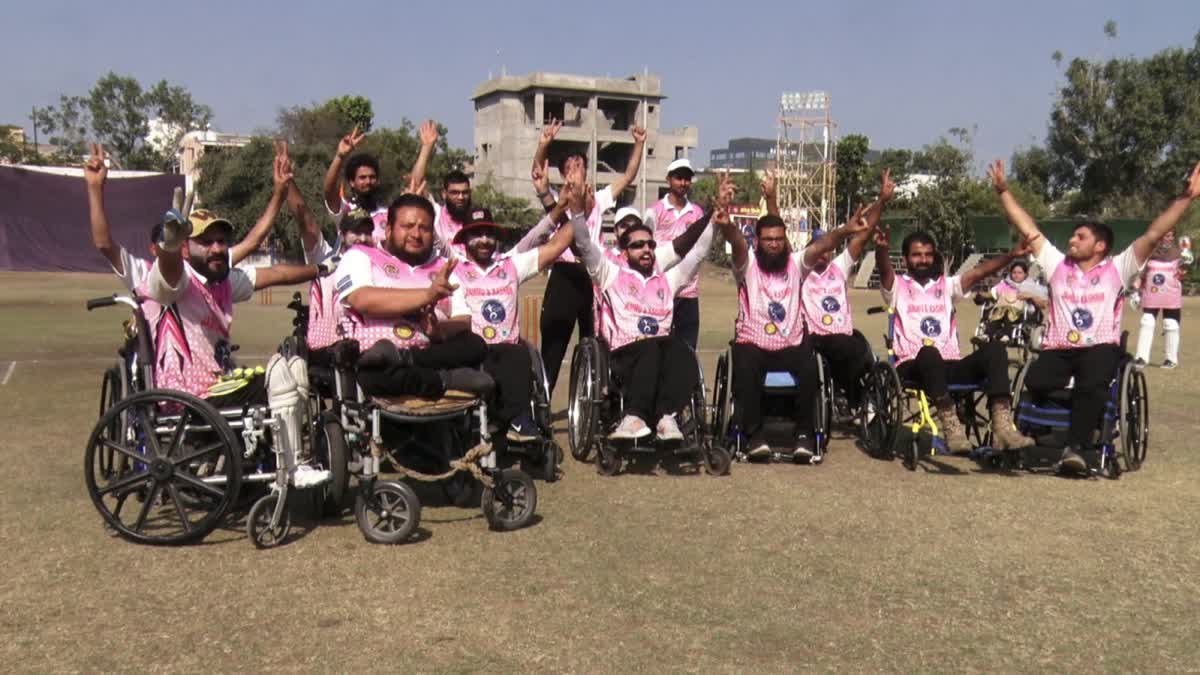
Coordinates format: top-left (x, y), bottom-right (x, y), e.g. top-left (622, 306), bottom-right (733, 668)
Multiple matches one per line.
top-left (1057, 447), bottom-right (1087, 474)
top-left (441, 368), bottom-right (495, 397)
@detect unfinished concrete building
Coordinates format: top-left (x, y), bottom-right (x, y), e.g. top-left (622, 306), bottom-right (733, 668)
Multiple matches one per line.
top-left (471, 71), bottom-right (698, 215)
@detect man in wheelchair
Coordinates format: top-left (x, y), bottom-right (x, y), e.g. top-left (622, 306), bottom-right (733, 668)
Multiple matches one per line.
top-left (972, 260), bottom-right (1047, 344)
top-left (989, 158), bottom-right (1200, 472)
top-left (874, 227), bottom-right (1036, 454)
top-left (571, 181), bottom-right (715, 441)
top-left (334, 194), bottom-right (490, 399)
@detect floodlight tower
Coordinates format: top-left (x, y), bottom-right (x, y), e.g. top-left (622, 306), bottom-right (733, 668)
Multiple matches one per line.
top-left (776, 91), bottom-right (837, 249)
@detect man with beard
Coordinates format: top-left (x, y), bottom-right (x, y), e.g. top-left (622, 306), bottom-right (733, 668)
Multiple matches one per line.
top-left (989, 158), bottom-right (1200, 471)
top-left (571, 180), bottom-right (719, 441)
top-left (322, 121), bottom-right (439, 240)
top-left (644, 158), bottom-right (704, 349)
top-left (84, 142), bottom-right (280, 291)
top-left (530, 119), bottom-right (647, 397)
top-left (874, 217), bottom-right (1036, 455)
top-left (446, 189), bottom-right (577, 442)
top-left (717, 187), bottom-right (874, 461)
top-left (335, 194), bottom-right (490, 399)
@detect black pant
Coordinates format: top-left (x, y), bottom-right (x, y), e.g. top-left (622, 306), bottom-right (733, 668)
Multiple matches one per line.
top-left (1024, 344), bottom-right (1123, 447)
top-left (540, 262), bottom-right (594, 396)
top-left (895, 342), bottom-right (1010, 402)
top-left (609, 336), bottom-right (698, 422)
top-left (1144, 308), bottom-right (1182, 321)
top-left (807, 331), bottom-right (872, 403)
top-left (482, 342), bottom-right (532, 423)
top-left (671, 297), bottom-right (700, 350)
top-left (206, 373), bottom-right (268, 408)
top-left (355, 332), bottom-right (487, 399)
top-left (730, 342), bottom-right (819, 435)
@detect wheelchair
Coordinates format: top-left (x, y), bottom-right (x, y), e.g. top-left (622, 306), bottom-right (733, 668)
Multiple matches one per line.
top-left (709, 338), bottom-right (868, 465)
top-left (566, 336), bottom-right (731, 476)
top-left (859, 307), bottom-right (993, 470)
top-left (989, 332), bottom-right (1149, 478)
top-left (971, 297), bottom-right (1044, 383)
top-left (85, 294), bottom-right (333, 549)
top-left (322, 339), bottom-right (539, 543)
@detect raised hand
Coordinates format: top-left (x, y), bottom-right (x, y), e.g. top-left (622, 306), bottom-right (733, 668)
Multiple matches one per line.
top-left (429, 258), bottom-right (459, 300)
top-left (1009, 233), bottom-right (1039, 258)
top-left (84, 143), bottom-right (107, 188)
top-left (419, 119), bottom-right (439, 148)
top-left (273, 140), bottom-right (294, 192)
top-left (715, 169), bottom-right (735, 209)
top-left (402, 174), bottom-right (427, 197)
top-left (531, 159), bottom-right (551, 195)
top-left (337, 125), bottom-right (366, 158)
top-left (539, 118), bottom-right (562, 145)
top-left (1184, 161), bottom-right (1200, 200)
top-left (874, 222), bottom-right (891, 249)
top-left (631, 125), bottom-right (647, 144)
top-left (987, 159), bottom-right (1008, 194)
top-left (761, 169), bottom-right (777, 201)
top-left (842, 204), bottom-right (871, 238)
top-left (880, 167), bottom-right (896, 202)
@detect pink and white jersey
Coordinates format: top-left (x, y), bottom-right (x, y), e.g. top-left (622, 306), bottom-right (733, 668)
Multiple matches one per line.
top-left (990, 279), bottom-right (1022, 306)
top-left (734, 252), bottom-right (807, 350)
top-left (1036, 243), bottom-right (1142, 350)
top-left (331, 198), bottom-right (389, 242)
top-left (434, 202), bottom-right (468, 256)
top-left (449, 249), bottom-right (539, 344)
top-left (142, 264), bottom-right (257, 398)
top-left (647, 198), bottom-right (705, 298)
top-left (801, 249), bottom-right (855, 336)
top-left (303, 238), bottom-right (346, 350)
top-left (335, 245), bottom-right (442, 350)
top-left (1141, 259), bottom-right (1183, 309)
top-left (889, 274), bottom-right (962, 364)
top-left (597, 266), bottom-right (675, 350)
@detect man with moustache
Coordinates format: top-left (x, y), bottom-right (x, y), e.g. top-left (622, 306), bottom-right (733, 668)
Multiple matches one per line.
top-left (644, 158), bottom-right (704, 349)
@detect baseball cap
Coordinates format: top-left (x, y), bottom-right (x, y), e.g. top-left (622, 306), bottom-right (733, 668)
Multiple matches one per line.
top-left (187, 209), bottom-right (234, 239)
top-left (613, 207), bottom-right (643, 228)
top-left (339, 208), bottom-right (375, 232)
top-left (452, 207), bottom-right (499, 244)
top-left (666, 158), bottom-right (695, 178)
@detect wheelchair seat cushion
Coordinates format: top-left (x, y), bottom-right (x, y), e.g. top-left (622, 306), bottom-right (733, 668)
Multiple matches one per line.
top-left (370, 390), bottom-right (479, 416)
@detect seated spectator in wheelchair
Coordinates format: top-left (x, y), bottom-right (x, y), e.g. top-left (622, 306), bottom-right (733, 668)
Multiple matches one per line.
top-left (571, 178), bottom-right (716, 441)
top-left (874, 225), bottom-right (1036, 454)
top-left (334, 194), bottom-right (490, 400)
top-left (84, 141), bottom-right (279, 293)
top-left (141, 201), bottom-right (330, 484)
top-left (799, 169), bottom-right (898, 409)
top-left (988, 158), bottom-right (1200, 472)
top-left (445, 191), bottom-right (576, 442)
top-left (972, 260), bottom-right (1047, 343)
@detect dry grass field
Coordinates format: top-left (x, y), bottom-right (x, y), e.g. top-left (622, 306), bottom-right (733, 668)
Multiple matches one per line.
top-left (1, 267), bottom-right (1198, 672)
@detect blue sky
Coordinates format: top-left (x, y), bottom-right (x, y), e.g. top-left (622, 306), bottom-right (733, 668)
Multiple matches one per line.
top-left (2, 0), bottom-right (1197, 173)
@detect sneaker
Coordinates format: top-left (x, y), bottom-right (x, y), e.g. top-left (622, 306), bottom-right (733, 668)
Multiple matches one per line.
top-left (1056, 447), bottom-right (1087, 475)
top-left (610, 415), bottom-right (651, 440)
top-left (506, 415), bottom-right (539, 442)
top-left (1162, 360), bottom-right (1178, 370)
top-left (792, 434), bottom-right (815, 462)
top-left (746, 437), bottom-right (771, 460)
top-left (655, 414), bottom-right (684, 441)
top-left (293, 464), bottom-right (332, 488)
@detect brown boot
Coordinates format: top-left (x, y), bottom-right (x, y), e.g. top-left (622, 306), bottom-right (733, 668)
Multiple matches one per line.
top-left (989, 398), bottom-right (1035, 450)
top-left (934, 399), bottom-right (973, 453)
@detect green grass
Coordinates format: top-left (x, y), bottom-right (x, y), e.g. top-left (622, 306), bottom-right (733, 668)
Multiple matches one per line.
top-left (1, 269), bottom-right (1198, 672)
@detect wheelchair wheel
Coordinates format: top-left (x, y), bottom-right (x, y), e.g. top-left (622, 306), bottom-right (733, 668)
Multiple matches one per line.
top-left (567, 339), bottom-right (599, 462)
top-left (97, 364), bottom-right (125, 479)
top-left (482, 468), bottom-right (537, 531)
top-left (704, 443), bottom-right (732, 476)
top-left (814, 356), bottom-right (835, 453)
top-left (860, 362), bottom-right (903, 459)
top-left (539, 440), bottom-right (561, 483)
top-left (527, 341), bottom-right (553, 433)
top-left (710, 351), bottom-right (732, 441)
top-left (355, 480), bottom-right (421, 544)
top-left (314, 415), bottom-right (350, 515)
top-left (248, 493), bottom-right (290, 549)
top-left (84, 389), bottom-right (243, 546)
top-left (1118, 363), bottom-right (1149, 472)
top-left (596, 443), bottom-right (622, 476)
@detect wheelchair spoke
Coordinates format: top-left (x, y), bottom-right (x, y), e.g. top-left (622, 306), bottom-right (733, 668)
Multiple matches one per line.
top-left (165, 409), bottom-right (191, 457)
top-left (170, 441), bottom-right (228, 467)
top-left (96, 469), bottom-right (151, 497)
top-left (136, 404), bottom-right (167, 459)
top-left (164, 482), bottom-right (193, 535)
top-left (132, 480), bottom-right (161, 533)
top-left (98, 437), bottom-right (148, 464)
top-left (173, 470), bottom-right (228, 499)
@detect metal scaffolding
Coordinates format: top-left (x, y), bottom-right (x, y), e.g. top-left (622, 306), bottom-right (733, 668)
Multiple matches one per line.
top-left (776, 91), bottom-right (837, 250)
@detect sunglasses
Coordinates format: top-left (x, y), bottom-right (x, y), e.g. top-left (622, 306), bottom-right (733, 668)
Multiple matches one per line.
top-left (626, 239), bottom-right (657, 251)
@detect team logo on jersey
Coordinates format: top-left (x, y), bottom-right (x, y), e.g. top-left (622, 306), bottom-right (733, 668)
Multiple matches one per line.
top-left (764, 322), bottom-right (779, 335)
top-left (1090, 276), bottom-right (1100, 286)
top-left (821, 296), bottom-right (840, 313)
top-left (1151, 287), bottom-right (1159, 294)
top-left (394, 324), bottom-right (415, 340)
top-left (1067, 330), bottom-right (1081, 344)
top-left (767, 301), bottom-right (787, 322)
top-left (481, 300), bottom-right (506, 324)
top-left (1071, 308), bottom-right (1094, 330)
top-left (1153, 273), bottom-right (1166, 286)
top-left (821, 314), bottom-right (834, 326)
top-left (920, 316), bottom-right (942, 338)
top-left (657, 288), bottom-right (666, 301)
top-left (498, 268), bottom-right (508, 280)
top-left (384, 264), bottom-right (399, 277)
top-left (482, 326), bottom-right (497, 340)
top-left (934, 288), bottom-right (943, 299)
top-left (638, 316), bottom-right (660, 335)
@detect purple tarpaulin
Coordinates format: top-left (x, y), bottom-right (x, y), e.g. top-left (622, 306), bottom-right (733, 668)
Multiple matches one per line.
top-left (0, 166), bottom-right (184, 272)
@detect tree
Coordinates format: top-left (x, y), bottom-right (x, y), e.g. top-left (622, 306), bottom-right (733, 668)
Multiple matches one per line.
top-left (32, 95), bottom-right (91, 161)
top-left (835, 133), bottom-right (870, 219)
top-left (326, 95), bottom-right (373, 132)
top-left (471, 181), bottom-right (541, 230)
top-left (1010, 145), bottom-right (1056, 204)
top-left (903, 133), bottom-right (976, 266)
